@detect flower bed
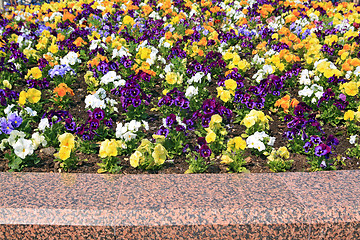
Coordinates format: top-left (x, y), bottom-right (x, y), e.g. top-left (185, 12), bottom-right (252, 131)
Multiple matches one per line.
top-left (0, 0), bottom-right (360, 174)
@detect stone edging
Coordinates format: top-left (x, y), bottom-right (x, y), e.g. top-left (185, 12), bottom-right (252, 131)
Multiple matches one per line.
top-left (0, 171), bottom-right (359, 239)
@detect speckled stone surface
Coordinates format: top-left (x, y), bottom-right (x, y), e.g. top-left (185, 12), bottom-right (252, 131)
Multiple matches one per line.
top-left (0, 171), bottom-right (360, 239)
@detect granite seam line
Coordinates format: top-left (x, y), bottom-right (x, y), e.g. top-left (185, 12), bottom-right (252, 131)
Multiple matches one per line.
top-left (113, 175), bottom-right (125, 238)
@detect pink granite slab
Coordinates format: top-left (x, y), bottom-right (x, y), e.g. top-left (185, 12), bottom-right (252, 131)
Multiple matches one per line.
top-left (0, 171), bottom-right (360, 239)
top-left (0, 172), bottom-right (122, 227)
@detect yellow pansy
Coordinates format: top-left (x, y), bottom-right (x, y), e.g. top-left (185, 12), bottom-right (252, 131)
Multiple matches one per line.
top-left (344, 110), bottom-right (355, 121)
top-left (58, 146), bottom-right (72, 160)
top-left (27, 67), bottom-right (42, 79)
top-left (205, 129), bottom-right (216, 143)
top-left (152, 144), bottom-right (167, 165)
top-left (26, 88), bottom-right (41, 104)
top-left (225, 79), bottom-right (237, 91)
top-left (58, 133), bottom-right (75, 149)
top-left (209, 114), bottom-right (222, 129)
top-left (18, 91), bottom-right (27, 106)
top-left (234, 137), bottom-right (246, 151)
top-left (99, 139), bottom-right (119, 158)
top-left (221, 154), bottom-right (234, 164)
top-left (340, 82), bottom-right (359, 96)
top-left (123, 16), bottom-right (135, 26)
top-left (278, 146), bottom-right (290, 159)
top-left (165, 72), bottom-right (178, 85)
top-left (130, 150), bottom-right (142, 168)
top-left (48, 44), bottom-right (58, 54)
top-left (242, 115), bottom-right (256, 128)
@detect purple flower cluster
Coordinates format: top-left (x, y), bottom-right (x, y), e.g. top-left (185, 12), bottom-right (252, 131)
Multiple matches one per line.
top-left (72, 108), bottom-right (113, 140)
top-left (195, 137), bottom-right (211, 158)
top-left (284, 102), bottom-right (323, 141)
top-left (27, 78), bottom-right (49, 90)
top-left (304, 134), bottom-right (339, 167)
top-left (234, 65), bottom-right (301, 110)
top-left (200, 98), bottom-right (232, 127)
top-left (0, 88), bottom-right (18, 106)
top-left (42, 110), bottom-right (72, 127)
top-left (48, 65), bottom-right (76, 78)
top-left (317, 89), bottom-right (349, 110)
top-left (0, 113), bottom-right (22, 134)
top-left (158, 88), bottom-right (189, 109)
top-left (111, 79), bottom-right (151, 111)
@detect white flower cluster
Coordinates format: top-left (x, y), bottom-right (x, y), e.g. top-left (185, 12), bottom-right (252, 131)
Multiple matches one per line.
top-left (253, 65), bottom-right (274, 83)
top-left (343, 66), bottom-right (360, 80)
top-left (112, 46), bottom-right (132, 59)
top-left (0, 130), bottom-right (47, 159)
top-left (38, 118), bottom-right (50, 132)
top-left (185, 86), bottom-right (198, 99)
top-left (298, 84), bottom-right (324, 104)
top-left (116, 120), bottom-right (149, 142)
top-left (350, 135), bottom-right (357, 145)
top-left (187, 72), bottom-right (205, 84)
top-left (267, 16), bottom-right (285, 31)
top-left (89, 39), bottom-right (108, 51)
top-left (60, 51), bottom-right (81, 66)
top-left (251, 54), bottom-right (265, 66)
top-left (84, 88), bottom-right (117, 110)
top-left (4, 105), bottom-right (37, 118)
top-left (100, 71), bottom-right (126, 87)
top-left (299, 69), bottom-right (320, 85)
top-left (246, 131), bottom-right (275, 152)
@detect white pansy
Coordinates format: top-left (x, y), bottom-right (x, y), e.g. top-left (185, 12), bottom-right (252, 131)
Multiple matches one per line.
top-left (13, 138), bottom-right (34, 159)
top-left (298, 86), bottom-right (314, 97)
top-left (350, 135), bottom-right (357, 145)
top-left (0, 139), bottom-right (7, 151)
top-left (187, 72), bottom-right (204, 84)
top-left (354, 66), bottom-right (360, 77)
top-left (4, 104), bottom-right (15, 115)
top-left (123, 132), bottom-right (137, 142)
top-left (38, 118), bottom-right (50, 132)
top-left (100, 71), bottom-right (119, 85)
top-left (8, 130), bottom-right (26, 146)
top-left (60, 51), bottom-right (81, 66)
top-left (31, 132), bottom-right (47, 150)
top-left (207, 73), bottom-right (211, 82)
top-left (185, 86), bottom-right (198, 99)
top-left (164, 63), bottom-right (173, 73)
top-left (24, 107), bottom-right (37, 116)
top-left (142, 121), bottom-right (149, 131)
top-left (268, 137), bottom-right (276, 146)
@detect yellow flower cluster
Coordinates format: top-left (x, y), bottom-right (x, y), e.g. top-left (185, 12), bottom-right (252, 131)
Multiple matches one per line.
top-left (99, 139), bottom-right (124, 158)
top-left (340, 81), bottom-right (360, 97)
top-left (137, 47), bottom-right (151, 60)
top-left (54, 133), bottom-right (75, 161)
top-left (18, 88), bottom-right (41, 106)
top-left (26, 67), bottom-right (42, 80)
top-left (241, 109), bottom-right (271, 129)
top-left (165, 71), bottom-right (183, 85)
top-left (316, 60), bottom-right (341, 78)
top-left (223, 51), bottom-right (249, 71)
top-left (267, 146), bottom-right (290, 162)
top-left (303, 34), bottom-right (322, 65)
top-left (129, 139), bottom-right (168, 169)
top-left (205, 114), bottom-right (227, 144)
top-left (217, 79), bottom-right (237, 102)
top-left (220, 136), bottom-right (246, 165)
top-left (84, 71), bottom-right (99, 87)
top-left (344, 106), bottom-right (360, 121)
